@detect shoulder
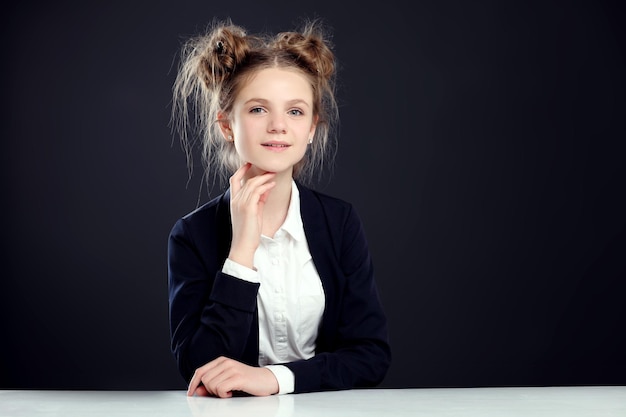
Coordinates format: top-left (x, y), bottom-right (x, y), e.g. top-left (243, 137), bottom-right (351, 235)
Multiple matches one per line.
top-left (297, 183), bottom-right (371, 273)
top-left (170, 191), bottom-right (230, 238)
top-left (181, 192), bottom-right (226, 220)
top-left (297, 182), bottom-right (363, 234)
top-left (298, 182), bottom-right (354, 214)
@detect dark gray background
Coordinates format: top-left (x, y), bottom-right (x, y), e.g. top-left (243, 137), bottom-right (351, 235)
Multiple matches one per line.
top-left (2, 0), bottom-right (625, 389)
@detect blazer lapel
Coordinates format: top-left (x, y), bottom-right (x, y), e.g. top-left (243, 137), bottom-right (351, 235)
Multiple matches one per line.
top-left (297, 183), bottom-right (341, 349)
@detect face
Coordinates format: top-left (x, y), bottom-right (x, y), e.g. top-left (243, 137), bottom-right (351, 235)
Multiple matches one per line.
top-left (222, 67), bottom-right (317, 177)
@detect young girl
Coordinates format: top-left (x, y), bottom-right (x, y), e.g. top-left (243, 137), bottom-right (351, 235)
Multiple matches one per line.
top-left (168, 18), bottom-right (391, 398)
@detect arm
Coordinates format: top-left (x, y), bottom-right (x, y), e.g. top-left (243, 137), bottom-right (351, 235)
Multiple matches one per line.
top-left (168, 217), bottom-right (260, 381)
top-left (169, 165), bottom-right (281, 397)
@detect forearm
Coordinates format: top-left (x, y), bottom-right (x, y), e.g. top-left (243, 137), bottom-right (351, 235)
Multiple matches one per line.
top-left (170, 270), bottom-right (260, 380)
top-left (169, 214), bottom-right (263, 379)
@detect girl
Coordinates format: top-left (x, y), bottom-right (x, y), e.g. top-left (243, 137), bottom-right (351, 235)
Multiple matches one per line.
top-left (168, 18), bottom-right (391, 398)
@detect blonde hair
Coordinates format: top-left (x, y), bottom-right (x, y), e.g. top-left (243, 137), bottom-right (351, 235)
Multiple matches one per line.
top-left (171, 18), bottom-right (339, 188)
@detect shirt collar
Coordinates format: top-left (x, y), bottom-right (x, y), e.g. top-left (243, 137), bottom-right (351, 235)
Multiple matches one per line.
top-left (279, 180), bottom-right (305, 242)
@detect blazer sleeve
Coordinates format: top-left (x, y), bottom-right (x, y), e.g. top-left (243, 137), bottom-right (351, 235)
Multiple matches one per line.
top-left (285, 203), bottom-right (392, 393)
top-left (168, 216), bottom-right (260, 382)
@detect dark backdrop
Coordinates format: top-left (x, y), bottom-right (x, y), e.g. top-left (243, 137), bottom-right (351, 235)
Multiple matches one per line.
top-left (2, 0), bottom-right (624, 390)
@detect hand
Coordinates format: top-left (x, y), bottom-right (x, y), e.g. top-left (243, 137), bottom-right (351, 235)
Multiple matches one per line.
top-left (187, 356), bottom-right (279, 398)
top-left (228, 163), bottom-right (276, 269)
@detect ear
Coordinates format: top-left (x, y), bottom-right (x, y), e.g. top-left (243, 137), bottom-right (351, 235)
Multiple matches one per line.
top-left (309, 115), bottom-right (319, 138)
top-left (217, 112), bottom-right (232, 140)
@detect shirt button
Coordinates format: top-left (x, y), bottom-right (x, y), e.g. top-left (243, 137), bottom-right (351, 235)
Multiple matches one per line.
top-left (274, 287), bottom-right (282, 293)
top-left (271, 258), bottom-right (279, 265)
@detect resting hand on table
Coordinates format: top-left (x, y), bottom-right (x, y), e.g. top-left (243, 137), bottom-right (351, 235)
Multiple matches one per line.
top-left (187, 356), bottom-right (279, 398)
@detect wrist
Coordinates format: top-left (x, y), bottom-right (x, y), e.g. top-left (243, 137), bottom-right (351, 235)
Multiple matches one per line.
top-left (262, 367), bottom-right (280, 395)
top-left (227, 248), bottom-right (255, 270)
top-left (264, 365), bottom-right (294, 395)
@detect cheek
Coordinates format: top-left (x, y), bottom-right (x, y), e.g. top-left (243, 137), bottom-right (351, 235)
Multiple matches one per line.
top-left (232, 138), bottom-right (250, 159)
top-left (233, 118), bottom-right (262, 139)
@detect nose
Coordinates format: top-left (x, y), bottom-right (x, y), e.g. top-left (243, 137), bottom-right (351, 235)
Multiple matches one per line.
top-left (267, 113), bottom-right (287, 134)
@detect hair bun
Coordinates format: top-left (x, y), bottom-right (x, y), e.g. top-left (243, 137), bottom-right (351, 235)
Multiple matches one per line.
top-left (273, 24), bottom-right (335, 80)
top-left (200, 24), bottom-right (251, 88)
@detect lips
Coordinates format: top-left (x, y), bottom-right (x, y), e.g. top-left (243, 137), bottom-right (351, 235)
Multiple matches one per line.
top-left (261, 141), bottom-right (291, 153)
top-left (261, 141), bottom-right (291, 149)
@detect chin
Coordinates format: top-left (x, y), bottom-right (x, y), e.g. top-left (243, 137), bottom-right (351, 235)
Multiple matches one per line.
top-left (253, 164), bottom-right (293, 175)
top-left (249, 158), bottom-right (304, 175)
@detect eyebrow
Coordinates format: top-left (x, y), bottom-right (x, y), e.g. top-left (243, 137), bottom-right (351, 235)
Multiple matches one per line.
top-left (244, 98), bottom-right (311, 107)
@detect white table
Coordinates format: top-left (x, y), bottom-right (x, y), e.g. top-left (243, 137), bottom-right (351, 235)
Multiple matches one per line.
top-left (1, 387), bottom-right (624, 417)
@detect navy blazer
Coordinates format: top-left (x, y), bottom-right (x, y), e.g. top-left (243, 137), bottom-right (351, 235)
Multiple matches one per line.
top-left (168, 182), bottom-right (391, 393)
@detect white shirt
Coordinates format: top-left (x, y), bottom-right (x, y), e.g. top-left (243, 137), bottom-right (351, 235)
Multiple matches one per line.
top-left (221, 181), bottom-right (325, 394)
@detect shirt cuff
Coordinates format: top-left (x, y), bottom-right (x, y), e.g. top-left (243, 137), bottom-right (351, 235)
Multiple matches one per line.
top-left (265, 365), bottom-right (295, 395)
top-left (222, 258), bottom-right (259, 283)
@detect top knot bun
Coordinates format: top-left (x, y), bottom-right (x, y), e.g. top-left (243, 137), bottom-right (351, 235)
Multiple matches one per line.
top-left (272, 23), bottom-right (335, 81)
top-left (199, 24), bottom-right (254, 88)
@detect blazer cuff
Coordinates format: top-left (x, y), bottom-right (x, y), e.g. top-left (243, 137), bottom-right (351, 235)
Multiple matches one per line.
top-left (210, 271), bottom-right (260, 313)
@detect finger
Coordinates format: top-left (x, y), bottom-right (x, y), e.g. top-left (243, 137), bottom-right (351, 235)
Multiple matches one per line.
top-left (215, 378), bottom-right (236, 398)
top-left (254, 181), bottom-right (276, 203)
top-left (202, 368), bottom-right (231, 397)
top-left (187, 372), bottom-right (201, 397)
top-left (199, 358), bottom-right (233, 396)
top-left (232, 178), bottom-right (276, 211)
top-left (234, 183), bottom-right (276, 222)
top-left (208, 366), bottom-right (241, 399)
top-left (258, 182), bottom-right (276, 205)
top-left (237, 172), bottom-right (277, 197)
top-left (230, 174), bottom-right (275, 210)
top-left (229, 163), bottom-right (252, 195)
top-left (193, 385), bottom-right (210, 397)
top-left (187, 357), bottom-right (226, 396)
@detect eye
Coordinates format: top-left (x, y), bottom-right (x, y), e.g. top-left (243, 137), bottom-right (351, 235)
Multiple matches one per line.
top-left (250, 107), bottom-right (266, 114)
top-left (288, 108), bottom-right (304, 116)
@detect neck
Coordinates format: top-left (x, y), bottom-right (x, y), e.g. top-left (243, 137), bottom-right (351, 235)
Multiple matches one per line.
top-left (264, 171), bottom-right (293, 211)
